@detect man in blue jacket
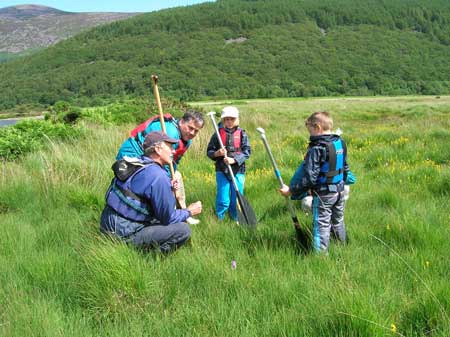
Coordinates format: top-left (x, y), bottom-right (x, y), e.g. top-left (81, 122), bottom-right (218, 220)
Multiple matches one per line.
top-left (100, 131), bottom-right (202, 253)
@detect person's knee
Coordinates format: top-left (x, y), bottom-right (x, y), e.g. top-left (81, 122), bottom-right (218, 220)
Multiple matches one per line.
top-left (180, 223), bottom-right (191, 240)
top-left (172, 222), bottom-right (191, 242)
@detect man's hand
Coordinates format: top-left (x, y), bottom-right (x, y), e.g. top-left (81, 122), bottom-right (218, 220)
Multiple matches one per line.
top-left (214, 148), bottom-right (226, 157)
top-left (171, 178), bottom-right (180, 191)
top-left (223, 156), bottom-right (236, 165)
top-left (187, 201), bottom-right (202, 216)
top-left (279, 184), bottom-right (291, 197)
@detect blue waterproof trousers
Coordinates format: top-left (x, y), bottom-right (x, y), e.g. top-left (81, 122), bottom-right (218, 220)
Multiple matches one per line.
top-left (215, 171), bottom-right (245, 221)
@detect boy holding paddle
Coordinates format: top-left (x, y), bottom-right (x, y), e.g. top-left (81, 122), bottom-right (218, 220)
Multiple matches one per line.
top-left (279, 111), bottom-right (351, 252)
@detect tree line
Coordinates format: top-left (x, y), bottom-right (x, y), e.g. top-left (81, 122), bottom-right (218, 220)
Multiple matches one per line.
top-left (1, 0), bottom-right (450, 110)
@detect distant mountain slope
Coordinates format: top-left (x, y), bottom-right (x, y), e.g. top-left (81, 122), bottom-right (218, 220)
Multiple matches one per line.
top-left (0, 4), bottom-right (139, 53)
top-left (0, 4), bottom-right (66, 18)
top-left (1, 0), bottom-right (450, 109)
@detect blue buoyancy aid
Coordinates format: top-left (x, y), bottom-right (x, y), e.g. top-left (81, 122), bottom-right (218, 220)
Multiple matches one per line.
top-left (318, 138), bottom-right (345, 185)
top-left (105, 159), bottom-right (155, 223)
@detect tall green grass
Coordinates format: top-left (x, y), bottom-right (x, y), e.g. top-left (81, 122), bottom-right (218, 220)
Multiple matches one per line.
top-left (1, 96), bottom-right (449, 336)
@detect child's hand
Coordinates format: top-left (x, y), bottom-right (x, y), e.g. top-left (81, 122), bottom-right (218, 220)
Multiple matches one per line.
top-left (223, 156), bottom-right (236, 165)
top-left (279, 184), bottom-right (291, 197)
top-left (215, 148), bottom-right (226, 157)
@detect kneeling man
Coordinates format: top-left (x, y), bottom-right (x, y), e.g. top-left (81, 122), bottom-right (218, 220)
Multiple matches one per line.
top-left (100, 131), bottom-right (202, 253)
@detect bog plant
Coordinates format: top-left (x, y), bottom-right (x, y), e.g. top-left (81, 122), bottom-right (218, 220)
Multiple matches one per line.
top-left (0, 119), bottom-right (83, 160)
top-left (81, 98), bottom-right (190, 126)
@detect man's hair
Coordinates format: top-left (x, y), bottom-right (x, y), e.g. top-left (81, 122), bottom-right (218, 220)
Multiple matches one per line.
top-left (181, 109), bottom-right (204, 126)
top-left (144, 141), bottom-right (162, 157)
top-left (305, 111), bottom-right (333, 131)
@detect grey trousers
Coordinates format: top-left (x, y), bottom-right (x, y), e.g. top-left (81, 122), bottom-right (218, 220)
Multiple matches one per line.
top-left (130, 223), bottom-right (191, 253)
top-left (100, 205), bottom-right (191, 254)
top-left (311, 191), bottom-right (347, 252)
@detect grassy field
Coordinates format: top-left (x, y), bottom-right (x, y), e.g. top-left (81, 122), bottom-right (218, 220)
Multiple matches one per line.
top-left (1, 96), bottom-right (449, 336)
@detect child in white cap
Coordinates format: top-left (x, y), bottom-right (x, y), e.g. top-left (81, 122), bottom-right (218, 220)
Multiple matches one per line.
top-left (207, 106), bottom-right (252, 221)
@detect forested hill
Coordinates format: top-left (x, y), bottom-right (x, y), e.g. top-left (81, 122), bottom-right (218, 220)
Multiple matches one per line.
top-left (2, 0), bottom-right (450, 110)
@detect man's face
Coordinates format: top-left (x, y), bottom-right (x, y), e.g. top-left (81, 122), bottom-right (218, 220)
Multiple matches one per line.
top-left (179, 119), bottom-right (203, 141)
top-left (158, 141), bottom-right (175, 165)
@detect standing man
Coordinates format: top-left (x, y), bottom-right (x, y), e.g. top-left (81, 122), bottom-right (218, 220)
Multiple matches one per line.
top-left (101, 131), bottom-right (202, 254)
top-left (116, 109), bottom-right (204, 225)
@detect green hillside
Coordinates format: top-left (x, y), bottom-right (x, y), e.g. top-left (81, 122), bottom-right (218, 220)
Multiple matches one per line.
top-left (1, 0), bottom-right (450, 109)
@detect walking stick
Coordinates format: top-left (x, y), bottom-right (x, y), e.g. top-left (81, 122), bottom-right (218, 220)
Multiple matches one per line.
top-left (207, 111), bottom-right (257, 227)
top-left (256, 127), bottom-right (310, 251)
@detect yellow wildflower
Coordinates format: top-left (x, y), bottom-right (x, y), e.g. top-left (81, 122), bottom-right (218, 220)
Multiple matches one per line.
top-left (391, 323), bottom-right (397, 333)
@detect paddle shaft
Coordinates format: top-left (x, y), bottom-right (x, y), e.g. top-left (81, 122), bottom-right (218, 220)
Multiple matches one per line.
top-left (151, 75), bottom-right (176, 179)
top-left (258, 131), bottom-right (300, 228)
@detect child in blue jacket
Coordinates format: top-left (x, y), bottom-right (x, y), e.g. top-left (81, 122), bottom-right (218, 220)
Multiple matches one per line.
top-left (207, 106), bottom-right (251, 221)
top-left (280, 111), bottom-right (352, 252)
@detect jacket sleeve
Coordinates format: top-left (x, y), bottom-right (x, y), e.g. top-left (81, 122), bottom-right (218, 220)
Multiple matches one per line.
top-left (143, 172), bottom-right (189, 225)
top-left (233, 129), bottom-right (251, 166)
top-left (289, 161), bottom-right (308, 197)
top-left (345, 171), bottom-right (356, 185)
top-left (207, 134), bottom-right (220, 161)
top-left (299, 146), bottom-right (324, 190)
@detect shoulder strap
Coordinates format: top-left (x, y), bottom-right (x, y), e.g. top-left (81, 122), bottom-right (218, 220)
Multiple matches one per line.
top-left (342, 138), bottom-right (347, 159)
top-left (326, 142), bottom-right (337, 176)
top-left (111, 184), bottom-right (149, 215)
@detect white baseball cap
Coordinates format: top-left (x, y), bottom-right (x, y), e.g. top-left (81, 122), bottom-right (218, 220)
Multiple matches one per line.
top-left (221, 106), bottom-right (239, 119)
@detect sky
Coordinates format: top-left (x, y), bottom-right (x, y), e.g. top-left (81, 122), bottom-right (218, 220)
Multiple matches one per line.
top-left (0, 0), bottom-right (214, 13)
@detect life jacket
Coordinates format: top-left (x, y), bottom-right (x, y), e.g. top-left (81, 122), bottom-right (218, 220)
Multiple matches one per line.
top-left (317, 139), bottom-right (346, 185)
top-left (130, 114), bottom-right (189, 163)
top-left (106, 159), bottom-right (155, 221)
top-left (173, 139), bottom-right (188, 163)
top-left (219, 127), bottom-right (242, 154)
